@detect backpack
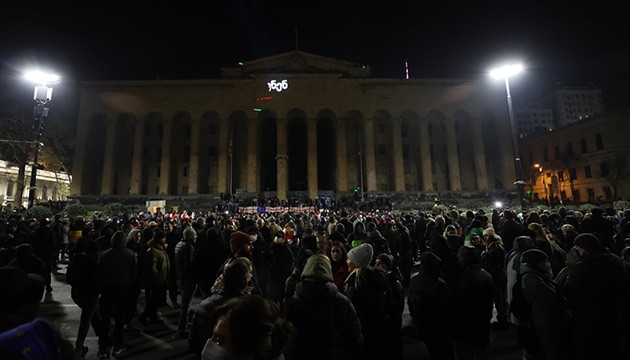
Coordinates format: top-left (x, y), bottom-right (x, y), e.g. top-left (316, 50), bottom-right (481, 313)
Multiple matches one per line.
top-left (510, 273), bottom-right (532, 321)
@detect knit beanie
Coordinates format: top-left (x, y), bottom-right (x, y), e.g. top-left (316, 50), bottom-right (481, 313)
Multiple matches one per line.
top-left (521, 249), bottom-right (549, 265)
top-left (376, 253), bottom-right (394, 270)
top-left (574, 232), bottom-right (600, 252)
top-left (183, 226), bottom-right (196, 240)
top-left (230, 231), bottom-right (251, 253)
top-left (347, 243), bottom-right (373, 268)
top-left (301, 254), bottom-right (333, 283)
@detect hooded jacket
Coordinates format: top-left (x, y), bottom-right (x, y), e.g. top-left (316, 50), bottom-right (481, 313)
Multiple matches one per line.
top-left (144, 239), bottom-right (170, 286)
top-left (97, 231), bottom-right (138, 289)
top-left (347, 220), bottom-right (367, 248)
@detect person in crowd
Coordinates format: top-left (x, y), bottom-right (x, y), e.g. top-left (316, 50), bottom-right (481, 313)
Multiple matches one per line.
top-left (163, 220), bottom-right (180, 308)
top-left (427, 235), bottom-right (461, 293)
top-left (266, 231), bottom-right (294, 302)
top-left (553, 246), bottom-right (580, 288)
top-left (481, 227), bottom-right (509, 331)
top-left (408, 251), bottom-right (454, 360)
top-left (9, 243), bottom-right (47, 281)
top-left (327, 240), bottom-right (350, 293)
top-left (31, 218), bottom-right (56, 293)
top-left (284, 254), bottom-right (363, 359)
top-left (364, 221), bottom-right (391, 262)
top-left (499, 210), bottom-right (525, 254)
top-left (174, 226), bottom-right (197, 338)
top-left (193, 216), bottom-right (229, 299)
top-left (451, 246), bottom-right (494, 360)
top-left (283, 248), bottom-right (314, 303)
top-left (528, 222), bottom-right (566, 277)
top-left (564, 233), bottom-right (630, 360)
top-left (66, 239), bottom-right (101, 357)
top-left (139, 228), bottom-right (170, 327)
top-left (96, 230), bottom-right (138, 358)
top-left (518, 248), bottom-right (571, 360)
top-left (505, 235), bottom-right (536, 325)
top-left (248, 224), bottom-right (270, 297)
top-left (0, 264), bottom-right (45, 333)
top-left (345, 243), bottom-right (388, 360)
top-left (375, 253), bottom-right (404, 360)
top-left (443, 224), bottom-right (463, 254)
top-left (347, 219), bottom-right (367, 248)
top-left (189, 259), bottom-right (250, 357)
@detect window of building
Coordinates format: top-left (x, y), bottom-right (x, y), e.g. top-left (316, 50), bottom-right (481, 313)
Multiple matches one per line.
top-left (569, 168), bottom-right (577, 180)
top-left (377, 164), bottom-right (387, 175)
top-left (209, 125), bottom-right (217, 134)
top-left (572, 189), bottom-right (580, 203)
top-left (377, 123), bottom-right (385, 133)
top-left (580, 138), bottom-right (588, 154)
top-left (183, 166), bottom-right (188, 177)
top-left (6, 180), bottom-right (14, 196)
top-left (156, 186), bottom-right (160, 195)
top-left (402, 144), bottom-right (409, 159)
top-left (595, 134), bottom-right (604, 150)
top-left (182, 186), bottom-right (189, 195)
top-left (184, 147), bottom-right (190, 162)
top-left (157, 166), bottom-right (161, 178)
top-left (584, 166), bottom-right (592, 178)
top-left (185, 126), bottom-right (192, 139)
top-left (600, 163), bottom-right (609, 176)
top-left (159, 125), bottom-right (163, 140)
top-left (587, 188), bottom-right (595, 201)
top-left (404, 163), bottom-right (411, 174)
top-left (401, 123), bottom-right (408, 137)
top-left (209, 146), bottom-right (217, 157)
top-left (603, 186), bottom-right (612, 201)
top-left (142, 146), bottom-right (148, 159)
top-left (566, 142), bottom-right (573, 156)
top-left (378, 144), bottom-right (386, 156)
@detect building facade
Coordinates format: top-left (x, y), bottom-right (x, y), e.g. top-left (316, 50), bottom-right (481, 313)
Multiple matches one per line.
top-left (519, 111), bottom-right (630, 204)
top-left (553, 85), bottom-right (604, 127)
top-left (70, 51), bottom-right (519, 202)
top-left (0, 160), bottom-right (71, 207)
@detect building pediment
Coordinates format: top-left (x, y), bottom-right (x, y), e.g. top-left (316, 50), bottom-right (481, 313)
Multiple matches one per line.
top-left (220, 51), bottom-right (371, 79)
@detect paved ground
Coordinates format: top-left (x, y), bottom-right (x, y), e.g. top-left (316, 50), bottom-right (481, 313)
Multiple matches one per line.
top-left (37, 263), bottom-right (523, 359)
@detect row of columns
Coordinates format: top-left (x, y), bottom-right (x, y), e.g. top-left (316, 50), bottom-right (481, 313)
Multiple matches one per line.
top-left (87, 114), bottom-right (496, 199)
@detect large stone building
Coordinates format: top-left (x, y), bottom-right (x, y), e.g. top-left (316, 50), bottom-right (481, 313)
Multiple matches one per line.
top-left (519, 111), bottom-right (630, 204)
top-left (70, 51), bottom-right (519, 203)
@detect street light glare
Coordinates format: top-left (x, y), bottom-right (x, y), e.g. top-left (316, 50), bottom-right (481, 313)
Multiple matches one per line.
top-left (24, 70), bottom-right (60, 85)
top-left (489, 64), bottom-right (523, 79)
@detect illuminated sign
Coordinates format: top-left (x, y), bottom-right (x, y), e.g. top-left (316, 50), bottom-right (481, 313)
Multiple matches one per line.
top-left (268, 79), bottom-right (288, 92)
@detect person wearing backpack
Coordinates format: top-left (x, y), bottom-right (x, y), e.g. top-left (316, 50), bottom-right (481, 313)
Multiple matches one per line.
top-left (517, 249), bottom-right (570, 360)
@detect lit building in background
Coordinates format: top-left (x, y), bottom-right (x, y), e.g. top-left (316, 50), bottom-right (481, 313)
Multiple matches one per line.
top-left (70, 51), bottom-right (519, 204)
top-left (519, 111), bottom-right (630, 204)
top-left (0, 160), bottom-right (71, 206)
top-left (553, 85), bottom-right (604, 127)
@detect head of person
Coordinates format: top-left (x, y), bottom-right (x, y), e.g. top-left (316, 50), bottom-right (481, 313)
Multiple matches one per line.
top-left (152, 228), bottom-right (166, 244)
top-left (301, 254), bottom-right (333, 283)
top-left (183, 226), bottom-right (197, 242)
top-left (222, 259), bottom-right (251, 293)
top-left (573, 232), bottom-right (601, 256)
top-left (347, 243), bottom-right (373, 272)
top-left (521, 248), bottom-right (552, 277)
top-left (328, 241), bottom-right (347, 263)
top-left (230, 231), bottom-right (253, 256)
top-left (375, 253), bottom-right (394, 273)
top-left (163, 221), bottom-right (174, 233)
top-left (470, 233), bottom-right (482, 247)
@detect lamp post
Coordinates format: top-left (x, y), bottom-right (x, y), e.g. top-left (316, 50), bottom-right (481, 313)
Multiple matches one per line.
top-left (491, 64), bottom-right (525, 210)
top-left (24, 70), bottom-right (60, 208)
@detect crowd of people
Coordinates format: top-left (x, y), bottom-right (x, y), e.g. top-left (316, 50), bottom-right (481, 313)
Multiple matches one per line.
top-left (1, 204), bottom-right (630, 359)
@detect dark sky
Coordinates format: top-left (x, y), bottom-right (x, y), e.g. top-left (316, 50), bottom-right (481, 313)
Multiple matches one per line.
top-left (2, 1), bottom-right (630, 110)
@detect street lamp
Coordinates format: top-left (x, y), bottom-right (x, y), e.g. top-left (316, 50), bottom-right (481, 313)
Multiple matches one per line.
top-left (490, 64), bottom-right (525, 210)
top-left (24, 70), bottom-right (60, 208)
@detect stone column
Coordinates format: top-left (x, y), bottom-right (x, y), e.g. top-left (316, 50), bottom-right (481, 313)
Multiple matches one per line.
top-left (159, 118), bottom-right (173, 195)
top-left (100, 119), bottom-right (117, 195)
top-left (188, 117), bottom-right (201, 194)
top-left (419, 117), bottom-right (433, 190)
top-left (392, 118), bottom-right (405, 191)
top-left (445, 117), bottom-right (461, 191)
top-left (217, 119), bottom-right (229, 194)
top-left (307, 118), bottom-right (318, 200)
top-left (471, 119), bottom-right (489, 190)
top-left (129, 118), bottom-right (144, 195)
top-left (247, 118), bottom-right (259, 194)
top-left (70, 114), bottom-right (90, 196)
top-left (276, 118), bottom-right (288, 201)
top-left (363, 117), bottom-right (377, 191)
top-left (335, 118), bottom-right (347, 192)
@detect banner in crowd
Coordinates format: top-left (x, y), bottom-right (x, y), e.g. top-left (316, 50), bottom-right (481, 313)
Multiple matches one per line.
top-left (237, 206), bottom-right (317, 214)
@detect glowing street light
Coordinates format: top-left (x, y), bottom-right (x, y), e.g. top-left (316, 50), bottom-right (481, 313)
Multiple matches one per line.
top-left (23, 69), bottom-right (60, 208)
top-left (491, 63), bottom-right (525, 210)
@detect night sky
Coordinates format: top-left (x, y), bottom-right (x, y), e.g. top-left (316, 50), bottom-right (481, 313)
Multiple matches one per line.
top-left (1, 1), bottom-right (630, 110)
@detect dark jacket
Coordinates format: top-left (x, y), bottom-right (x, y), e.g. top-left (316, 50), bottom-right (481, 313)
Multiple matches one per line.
top-left (192, 226), bottom-right (228, 286)
top-left (67, 251), bottom-right (99, 301)
top-left (174, 237), bottom-right (195, 282)
top-left (97, 235), bottom-right (138, 289)
top-left (284, 281), bottom-right (363, 360)
top-left (144, 239), bottom-right (170, 287)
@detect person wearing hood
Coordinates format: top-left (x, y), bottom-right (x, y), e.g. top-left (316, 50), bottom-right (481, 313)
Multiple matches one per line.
top-left (518, 249), bottom-right (570, 360)
top-left (451, 246), bottom-right (494, 360)
top-left (464, 219), bottom-right (484, 245)
top-left (284, 254), bottom-right (363, 360)
top-left (505, 236), bottom-right (536, 325)
top-left (346, 219), bottom-right (367, 248)
top-left (9, 243), bottom-right (47, 281)
top-left (408, 251), bottom-right (454, 360)
top-left (345, 243), bottom-right (388, 360)
top-left (139, 228), bottom-right (170, 328)
top-left (481, 227), bottom-right (509, 331)
top-left (364, 221), bottom-right (391, 262)
top-left (96, 230), bottom-right (138, 358)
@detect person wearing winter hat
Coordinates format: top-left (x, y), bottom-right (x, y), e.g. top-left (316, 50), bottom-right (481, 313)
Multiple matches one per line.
top-left (564, 232), bottom-right (629, 360)
top-left (573, 232), bottom-right (600, 255)
top-left (345, 242), bottom-right (389, 359)
top-left (518, 248), bottom-right (569, 360)
top-left (174, 226), bottom-right (198, 338)
top-left (284, 254), bottom-right (363, 359)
